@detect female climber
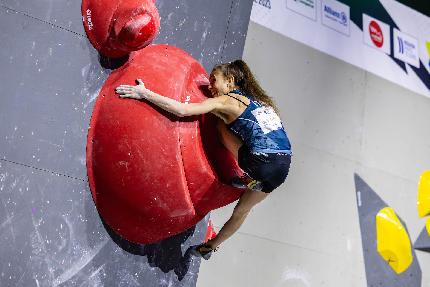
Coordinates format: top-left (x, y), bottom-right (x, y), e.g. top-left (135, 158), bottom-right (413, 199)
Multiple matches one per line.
top-left (115, 60), bottom-right (292, 260)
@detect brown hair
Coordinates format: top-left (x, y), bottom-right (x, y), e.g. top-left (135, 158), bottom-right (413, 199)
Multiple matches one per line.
top-left (212, 60), bottom-right (280, 114)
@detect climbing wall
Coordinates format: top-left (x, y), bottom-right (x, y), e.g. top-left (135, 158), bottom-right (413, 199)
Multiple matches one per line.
top-left (197, 19), bottom-right (430, 287)
top-left (0, 0), bottom-right (252, 286)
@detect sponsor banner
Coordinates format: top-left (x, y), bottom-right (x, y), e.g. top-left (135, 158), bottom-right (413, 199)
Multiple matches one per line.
top-left (253, 0), bottom-right (272, 9)
top-left (363, 14), bottom-right (391, 55)
top-left (286, 0), bottom-right (317, 20)
top-left (250, 0), bottom-right (430, 98)
top-left (393, 29), bottom-right (419, 68)
top-left (321, 0), bottom-right (350, 36)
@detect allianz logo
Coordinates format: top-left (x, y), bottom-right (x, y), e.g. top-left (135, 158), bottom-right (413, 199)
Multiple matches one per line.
top-left (324, 4), bottom-right (347, 25)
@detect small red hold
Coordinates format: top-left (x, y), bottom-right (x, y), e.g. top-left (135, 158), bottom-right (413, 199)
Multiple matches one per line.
top-left (204, 220), bottom-right (217, 242)
top-left (81, 0), bottom-right (160, 58)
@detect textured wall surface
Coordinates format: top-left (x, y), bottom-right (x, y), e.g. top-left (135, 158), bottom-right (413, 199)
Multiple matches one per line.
top-left (199, 21), bottom-right (430, 287)
top-left (0, 0), bottom-right (252, 286)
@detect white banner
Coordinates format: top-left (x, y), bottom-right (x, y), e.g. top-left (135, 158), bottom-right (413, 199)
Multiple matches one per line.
top-left (251, 0), bottom-right (430, 98)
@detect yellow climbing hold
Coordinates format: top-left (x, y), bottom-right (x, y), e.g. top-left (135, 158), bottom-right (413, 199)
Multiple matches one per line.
top-left (376, 207), bottom-right (413, 274)
top-left (417, 170), bottom-right (430, 218)
top-left (427, 218), bottom-right (430, 236)
top-left (426, 41), bottom-right (430, 58)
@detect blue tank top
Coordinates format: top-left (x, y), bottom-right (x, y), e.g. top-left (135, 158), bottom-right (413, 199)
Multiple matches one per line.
top-left (225, 89), bottom-right (292, 154)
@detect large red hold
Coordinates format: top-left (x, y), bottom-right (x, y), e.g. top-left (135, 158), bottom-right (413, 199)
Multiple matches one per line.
top-left (86, 44), bottom-right (245, 243)
top-left (81, 0), bottom-right (160, 58)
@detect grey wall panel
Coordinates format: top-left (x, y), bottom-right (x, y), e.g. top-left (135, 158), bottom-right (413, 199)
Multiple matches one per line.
top-left (0, 1), bottom-right (252, 180)
top-left (0, 7), bottom-right (107, 180)
top-left (0, 160), bottom-right (208, 286)
top-left (0, 0), bottom-right (252, 72)
top-left (0, 0), bottom-right (85, 35)
top-left (154, 0), bottom-right (252, 71)
top-left (355, 174), bottom-right (421, 287)
top-left (217, 0), bottom-right (252, 63)
top-left (0, 0), bottom-right (252, 286)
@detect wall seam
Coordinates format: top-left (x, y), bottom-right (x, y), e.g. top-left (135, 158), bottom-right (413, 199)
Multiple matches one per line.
top-left (220, 0), bottom-right (235, 62)
top-left (0, 4), bottom-right (85, 38)
top-left (0, 158), bottom-right (87, 182)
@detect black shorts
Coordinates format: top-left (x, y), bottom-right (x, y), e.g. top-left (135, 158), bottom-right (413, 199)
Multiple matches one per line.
top-left (238, 145), bottom-right (291, 193)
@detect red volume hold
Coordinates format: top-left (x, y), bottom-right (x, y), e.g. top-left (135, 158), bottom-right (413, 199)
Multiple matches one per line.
top-left (86, 44), bottom-right (244, 244)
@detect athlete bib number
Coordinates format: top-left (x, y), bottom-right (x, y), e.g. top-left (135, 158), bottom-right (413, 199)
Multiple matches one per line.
top-left (251, 106), bottom-right (282, 134)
